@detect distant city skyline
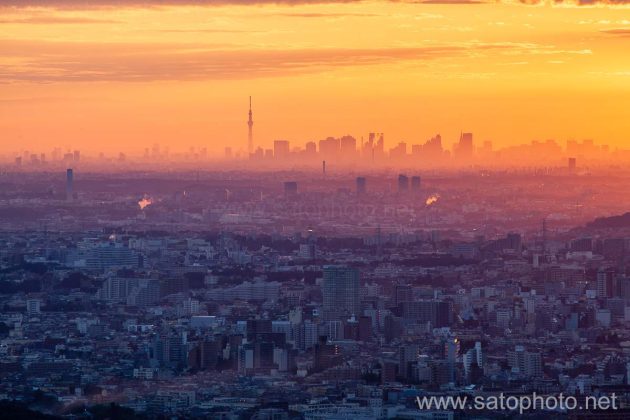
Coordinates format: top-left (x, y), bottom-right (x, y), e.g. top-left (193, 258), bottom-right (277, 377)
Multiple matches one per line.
top-left (0, 95), bottom-right (620, 166)
top-left (2, 130), bottom-right (621, 169)
top-left (3, 2), bottom-right (630, 155)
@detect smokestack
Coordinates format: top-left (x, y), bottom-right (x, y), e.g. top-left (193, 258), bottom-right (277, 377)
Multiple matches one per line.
top-left (356, 177), bottom-right (366, 195)
top-left (322, 160), bottom-right (326, 178)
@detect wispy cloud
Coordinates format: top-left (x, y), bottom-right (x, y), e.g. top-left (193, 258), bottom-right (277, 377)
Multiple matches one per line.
top-left (272, 12), bottom-right (379, 17)
top-left (513, 0), bottom-right (630, 5)
top-left (395, 0), bottom-right (488, 4)
top-left (0, 0), bottom-right (364, 8)
top-left (0, 39), bottom-right (518, 83)
top-left (2, 0), bottom-right (630, 8)
top-left (0, 16), bottom-right (120, 24)
top-left (156, 28), bottom-right (266, 33)
top-left (601, 28), bottom-right (630, 36)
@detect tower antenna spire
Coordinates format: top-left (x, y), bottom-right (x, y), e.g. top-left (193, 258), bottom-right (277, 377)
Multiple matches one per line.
top-left (247, 96), bottom-right (254, 155)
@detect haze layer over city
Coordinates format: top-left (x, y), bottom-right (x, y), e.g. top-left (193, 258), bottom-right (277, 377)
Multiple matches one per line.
top-left (3, 1), bottom-right (630, 420)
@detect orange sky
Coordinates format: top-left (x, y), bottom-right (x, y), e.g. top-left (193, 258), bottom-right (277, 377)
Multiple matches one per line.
top-left (2, 0), bottom-right (630, 156)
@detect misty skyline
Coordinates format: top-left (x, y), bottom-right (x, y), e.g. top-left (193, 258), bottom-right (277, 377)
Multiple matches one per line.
top-left (2, 1), bottom-right (630, 155)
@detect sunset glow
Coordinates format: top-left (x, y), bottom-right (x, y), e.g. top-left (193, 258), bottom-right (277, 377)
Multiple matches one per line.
top-left (2, 1), bottom-right (630, 157)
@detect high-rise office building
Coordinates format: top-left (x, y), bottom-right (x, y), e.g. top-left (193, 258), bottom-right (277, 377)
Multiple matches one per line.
top-left (319, 137), bottom-right (340, 160)
top-left (66, 168), bottom-right (74, 201)
top-left (251, 147), bottom-right (263, 160)
top-left (299, 243), bottom-right (316, 260)
top-left (506, 232), bottom-right (522, 253)
top-left (390, 142), bottom-right (407, 160)
top-left (356, 177), bottom-right (366, 195)
top-left (444, 337), bottom-right (460, 383)
top-left (411, 176), bottom-right (421, 191)
top-left (305, 141), bottom-right (316, 156)
top-left (339, 135), bottom-right (357, 159)
top-left (463, 342), bottom-right (483, 381)
top-left (424, 134), bottom-right (443, 160)
top-left (363, 132), bottom-right (385, 161)
top-left (26, 299), bottom-right (41, 315)
top-left (480, 140), bottom-right (493, 158)
top-left (394, 284), bottom-right (413, 306)
top-left (397, 174), bottom-right (409, 192)
top-left (456, 132), bottom-right (474, 160)
top-left (597, 267), bottom-right (616, 299)
top-left (126, 279), bottom-right (161, 307)
top-left (507, 345), bottom-right (542, 378)
top-left (274, 140), bottom-right (290, 160)
top-left (568, 157), bottom-right (576, 172)
top-left (322, 266), bottom-right (360, 321)
top-left (284, 181), bottom-right (298, 198)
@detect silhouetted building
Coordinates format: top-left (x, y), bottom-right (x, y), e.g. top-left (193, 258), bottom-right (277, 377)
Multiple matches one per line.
top-left (319, 137), bottom-right (340, 160)
top-left (356, 177), bottom-right (366, 195)
top-left (390, 142), bottom-right (407, 160)
top-left (274, 140), bottom-right (290, 159)
top-left (394, 284), bottom-right (413, 306)
top-left (397, 174), bottom-right (409, 192)
top-left (86, 242), bottom-right (139, 272)
top-left (314, 336), bottom-right (342, 372)
top-left (66, 168), bottom-right (74, 201)
top-left (401, 300), bottom-right (453, 327)
top-left (456, 132), bottom-right (474, 160)
top-left (597, 267), bottom-right (616, 299)
top-left (571, 237), bottom-right (592, 252)
top-left (305, 141), bottom-right (316, 156)
top-left (322, 266), bottom-right (360, 321)
top-left (507, 345), bottom-right (542, 378)
top-left (358, 316), bottom-right (372, 341)
top-left (189, 340), bottom-right (219, 370)
top-left (284, 181), bottom-right (298, 198)
top-left (340, 135), bottom-right (357, 159)
top-left (411, 176), bottom-right (421, 191)
top-left (246, 319), bottom-right (272, 340)
top-left (423, 134), bottom-right (443, 160)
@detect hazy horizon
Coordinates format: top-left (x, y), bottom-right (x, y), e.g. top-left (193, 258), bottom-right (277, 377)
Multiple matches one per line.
top-left (3, 1), bottom-right (630, 156)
